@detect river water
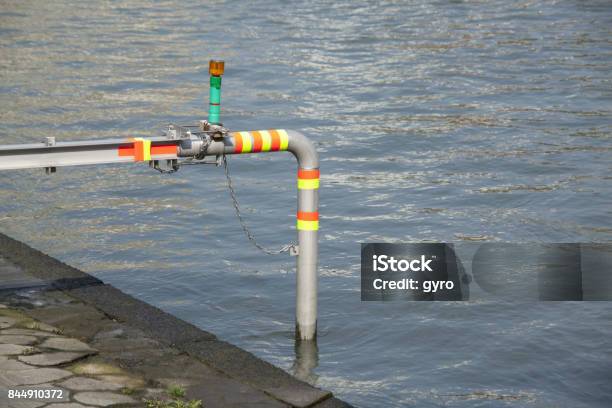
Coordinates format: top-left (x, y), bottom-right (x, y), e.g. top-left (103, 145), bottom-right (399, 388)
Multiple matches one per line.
top-left (1, 1), bottom-right (611, 406)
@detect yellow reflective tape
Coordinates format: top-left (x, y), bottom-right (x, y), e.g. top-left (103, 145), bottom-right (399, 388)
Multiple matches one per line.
top-left (260, 130), bottom-right (272, 152)
top-left (297, 219), bottom-right (319, 231)
top-left (240, 131), bottom-right (252, 153)
top-left (278, 129), bottom-right (289, 151)
top-left (132, 137), bottom-right (152, 161)
top-left (142, 139), bottom-right (151, 161)
top-left (298, 178), bottom-right (320, 190)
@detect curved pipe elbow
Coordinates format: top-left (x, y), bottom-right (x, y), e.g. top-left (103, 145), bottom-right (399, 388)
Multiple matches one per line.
top-left (195, 129), bottom-right (318, 170)
top-left (286, 130), bottom-right (319, 170)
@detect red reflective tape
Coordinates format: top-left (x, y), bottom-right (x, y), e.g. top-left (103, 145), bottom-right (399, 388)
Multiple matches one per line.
top-left (151, 144), bottom-right (177, 155)
top-left (298, 169), bottom-right (320, 179)
top-left (252, 131), bottom-right (263, 153)
top-left (118, 144), bottom-right (135, 157)
top-left (234, 132), bottom-right (243, 153)
top-left (269, 129), bottom-right (281, 151)
top-left (297, 211), bottom-right (319, 221)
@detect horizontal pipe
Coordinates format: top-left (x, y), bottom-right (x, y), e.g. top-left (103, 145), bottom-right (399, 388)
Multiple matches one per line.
top-left (205, 130), bottom-right (318, 168)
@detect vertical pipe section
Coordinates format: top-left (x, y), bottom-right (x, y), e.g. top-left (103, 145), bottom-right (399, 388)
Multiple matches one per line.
top-left (288, 130), bottom-right (319, 341)
top-left (202, 129), bottom-right (319, 340)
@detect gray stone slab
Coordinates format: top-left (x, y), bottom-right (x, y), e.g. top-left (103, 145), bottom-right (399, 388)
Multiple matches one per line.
top-left (70, 362), bottom-right (125, 376)
top-left (118, 351), bottom-right (292, 407)
top-left (184, 338), bottom-right (332, 407)
top-left (91, 334), bottom-right (161, 352)
top-left (95, 375), bottom-right (145, 389)
top-left (0, 367), bottom-right (72, 385)
top-left (312, 397), bottom-right (355, 408)
top-left (68, 284), bottom-right (217, 344)
top-left (1, 328), bottom-right (60, 337)
top-left (265, 384), bottom-right (332, 408)
top-left (187, 381), bottom-right (289, 408)
top-left (92, 327), bottom-right (124, 341)
top-left (0, 316), bottom-right (18, 328)
top-left (0, 356), bottom-right (34, 371)
top-left (6, 400), bottom-right (46, 408)
top-left (58, 376), bottom-right (123, 391)
top-left (25, 305), bottom-right (109, 340)
top-left (47, 404), bottom-right (95, 408)
top-left (73, 391), bottom-right (135, 406)
top-left (0, 335), bottom-right (38, 345)
top-left (0, 343), bottom-right (30, 355)
top-left (40, 337), bottom-right (95, 352)
top-left (23, 322), bottom-right (62, 333)
top-left (264, 384), bottom-right (331, 408)
top-left (19, 351), bottom-right (94, 367)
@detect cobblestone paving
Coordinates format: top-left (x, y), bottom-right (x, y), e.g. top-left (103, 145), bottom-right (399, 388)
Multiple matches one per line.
top-left (0, 306), bottom-right (139, 407)
top-left (0, 294), bottom-right (297, 408)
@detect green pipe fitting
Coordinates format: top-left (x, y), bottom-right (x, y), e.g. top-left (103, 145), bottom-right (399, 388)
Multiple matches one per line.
top-left (208, 60), bottom-right (224, 124)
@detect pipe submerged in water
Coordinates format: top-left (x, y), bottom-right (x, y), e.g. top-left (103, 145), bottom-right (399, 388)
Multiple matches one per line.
top-left (204, 129), bottom-right (320, 340)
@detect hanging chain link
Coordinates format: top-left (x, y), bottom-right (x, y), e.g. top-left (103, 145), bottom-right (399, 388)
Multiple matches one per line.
top-left (155, 124), bottom-right (295, 255)
top-left (223, 155), bottom-right (296, 255)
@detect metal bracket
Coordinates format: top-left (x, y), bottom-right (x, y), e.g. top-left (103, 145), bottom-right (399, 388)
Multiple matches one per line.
top-left (151, 159), bottom-right (179, 173)
top-left (44, 137), bottom-right (56, 175)
top-left (200, 120), bottom-right (229, 141)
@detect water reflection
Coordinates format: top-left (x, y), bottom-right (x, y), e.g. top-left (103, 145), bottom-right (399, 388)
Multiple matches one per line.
top-left (292, 339), bottom-right (319, 384)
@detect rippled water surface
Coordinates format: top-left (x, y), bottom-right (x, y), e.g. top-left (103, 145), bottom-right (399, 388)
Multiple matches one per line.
top-left (1, 1), bottom-right (611, 406)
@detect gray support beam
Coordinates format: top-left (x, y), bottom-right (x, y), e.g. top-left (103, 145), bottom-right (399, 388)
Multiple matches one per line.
top-left (0, 137), bottom-right (181, 170)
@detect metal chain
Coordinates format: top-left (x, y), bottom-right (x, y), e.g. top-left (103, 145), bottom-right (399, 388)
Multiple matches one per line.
top-left (223, 155), bottom-right (296, 255)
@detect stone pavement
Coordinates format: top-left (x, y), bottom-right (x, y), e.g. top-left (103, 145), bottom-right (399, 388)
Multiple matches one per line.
top-left (1, 302), bottom-right (139, 407)
top-left (0, 233), bottom-right (352, 408)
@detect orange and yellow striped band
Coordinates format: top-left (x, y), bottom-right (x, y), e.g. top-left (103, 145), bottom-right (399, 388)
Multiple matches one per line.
top-left (297, 211), bottom-right (319, 231)
top-left (297, 168), bottom-right (320, 190)
top-left (118, 138), bottom-right (177, 162)
top-left (232, 129), bottom-right (289, 154)
top-left (134, 138), bottom-right (150, 161)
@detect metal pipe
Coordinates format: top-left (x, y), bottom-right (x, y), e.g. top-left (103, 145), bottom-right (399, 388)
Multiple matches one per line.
top-left (205, 129), bottom-right (319, 340)
top-left (0, 128), bottom-right (319, 340)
